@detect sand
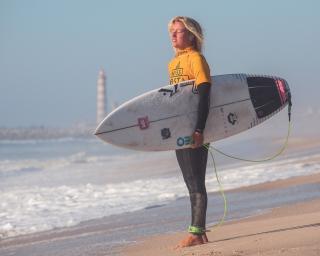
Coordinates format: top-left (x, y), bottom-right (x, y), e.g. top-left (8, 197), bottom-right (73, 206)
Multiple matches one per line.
top-left (122, 174), bottom-right (320, 256)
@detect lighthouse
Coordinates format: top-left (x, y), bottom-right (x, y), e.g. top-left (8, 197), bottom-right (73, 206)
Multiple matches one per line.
top-left (97, 68), bottom-right (106, 125)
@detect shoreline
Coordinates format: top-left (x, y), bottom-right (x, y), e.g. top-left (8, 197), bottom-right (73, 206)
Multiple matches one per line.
top-left (123, 199), bottom-right (320, 256)
top-left (1, 172), bottom-right (319, 256)
top-left (122, 173), bottom-right (320, 256)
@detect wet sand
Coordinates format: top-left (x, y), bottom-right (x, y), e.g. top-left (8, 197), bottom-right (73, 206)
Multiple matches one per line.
top-left (123, 173), bottom-right (320, 256)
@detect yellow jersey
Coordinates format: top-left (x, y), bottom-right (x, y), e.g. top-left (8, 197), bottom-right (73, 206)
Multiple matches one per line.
top-left (168, 47), bottom-right (211, 87)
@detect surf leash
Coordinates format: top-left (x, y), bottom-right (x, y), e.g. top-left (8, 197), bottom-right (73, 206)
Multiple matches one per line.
top-left (204, 94), bottom-right (292, 231)
top-left (203, 143), bottom-right (227, 229)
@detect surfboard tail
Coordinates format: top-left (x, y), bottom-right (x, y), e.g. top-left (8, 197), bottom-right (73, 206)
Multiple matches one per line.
top-left (247, 75), bottom-right (290, 119)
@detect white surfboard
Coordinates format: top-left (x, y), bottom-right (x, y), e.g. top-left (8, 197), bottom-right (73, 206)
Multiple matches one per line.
top-left (95, 74), bottom-right (290, 151)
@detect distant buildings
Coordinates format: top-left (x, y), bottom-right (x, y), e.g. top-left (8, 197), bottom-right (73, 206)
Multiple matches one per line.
top-left (0, 69), bottom-right (110, 140)
top-left (0, 125), bottom-right (93, 140)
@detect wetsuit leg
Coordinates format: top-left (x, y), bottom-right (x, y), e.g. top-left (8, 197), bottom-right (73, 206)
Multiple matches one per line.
top-left (175, 145), bottom-right (208, 230)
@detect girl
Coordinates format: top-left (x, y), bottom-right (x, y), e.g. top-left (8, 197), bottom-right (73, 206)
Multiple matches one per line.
top-left (168, 16), bottom-right (212, 248)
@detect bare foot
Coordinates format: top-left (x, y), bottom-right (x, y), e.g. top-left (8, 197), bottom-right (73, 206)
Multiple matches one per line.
top-left (202, 233), bottom-right (209, 243)
top-left (174, 234), bottom-right (204, 249)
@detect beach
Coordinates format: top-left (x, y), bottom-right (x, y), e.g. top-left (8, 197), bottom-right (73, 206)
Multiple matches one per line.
top-left (2, 1), bottom-right (320, 255)
top-left (1, 136), bottom-right (320, 256)
top-left (123, 174), bottom-right (320, 256)
top-left (0, 172), bottom-right (319, 256)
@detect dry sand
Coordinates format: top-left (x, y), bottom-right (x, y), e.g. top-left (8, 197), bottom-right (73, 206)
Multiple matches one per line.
top-left (122, 174), bottom-right (320, 256)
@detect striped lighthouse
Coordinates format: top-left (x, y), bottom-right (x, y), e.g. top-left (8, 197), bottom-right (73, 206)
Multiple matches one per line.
top-left (97, 68), bottom-right (106, 125)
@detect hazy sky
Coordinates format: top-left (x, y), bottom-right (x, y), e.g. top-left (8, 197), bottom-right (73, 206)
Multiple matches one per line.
top-left (1, 0), bottom-right (319, 127)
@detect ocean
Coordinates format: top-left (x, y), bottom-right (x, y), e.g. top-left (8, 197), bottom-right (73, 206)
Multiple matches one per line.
top-left (1, 134), bottom-right (320, 255)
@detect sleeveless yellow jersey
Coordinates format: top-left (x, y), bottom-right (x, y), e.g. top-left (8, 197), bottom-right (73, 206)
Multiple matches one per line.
top-left (168, 47), bottom-right (211, 87)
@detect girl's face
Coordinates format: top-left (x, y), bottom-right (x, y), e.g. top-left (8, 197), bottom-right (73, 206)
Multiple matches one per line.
top-left (169, 21), bottom-right (192, 50)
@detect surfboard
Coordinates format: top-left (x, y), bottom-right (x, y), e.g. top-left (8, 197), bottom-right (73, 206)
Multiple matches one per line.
top-left (95, 74), bottom-right (290, 151)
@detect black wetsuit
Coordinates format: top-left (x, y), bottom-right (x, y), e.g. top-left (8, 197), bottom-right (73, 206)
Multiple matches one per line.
top-left (168, 47), bottom-right (211, 234)
top-left (176, 82), bottom-right (211, 232)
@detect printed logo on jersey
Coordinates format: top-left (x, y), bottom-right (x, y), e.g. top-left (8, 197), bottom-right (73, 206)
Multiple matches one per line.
top-left (170, 62), bottom-right (189, 84)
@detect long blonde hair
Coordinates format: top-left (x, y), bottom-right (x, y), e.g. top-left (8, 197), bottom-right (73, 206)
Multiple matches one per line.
top-left (168, 16), bottom-right (204, 53)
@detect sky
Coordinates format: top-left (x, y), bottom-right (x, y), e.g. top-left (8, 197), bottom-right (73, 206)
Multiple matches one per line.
top-left (1, 0), bottom-right (319, 128)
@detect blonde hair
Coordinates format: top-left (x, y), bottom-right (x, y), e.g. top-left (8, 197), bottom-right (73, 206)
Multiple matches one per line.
top-left (168, 16), bottom-right (204, 52)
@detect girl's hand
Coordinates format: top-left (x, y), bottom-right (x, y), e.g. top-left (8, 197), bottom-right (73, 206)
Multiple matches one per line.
top-left (191, 131), bottom-right (204, 148)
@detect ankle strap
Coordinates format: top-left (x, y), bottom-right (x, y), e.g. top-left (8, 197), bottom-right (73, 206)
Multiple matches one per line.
top-left (188, 225), bottom-right (205, 235)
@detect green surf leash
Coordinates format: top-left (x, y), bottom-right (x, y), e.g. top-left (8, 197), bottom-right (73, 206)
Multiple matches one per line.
top-left (204, 96), bottom-right (292, 231)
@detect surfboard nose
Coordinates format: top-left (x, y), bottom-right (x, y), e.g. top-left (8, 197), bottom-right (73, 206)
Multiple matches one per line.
top-left (94, 121), bottom-right (113, 144)
top-left (247, 76), bottom-right (290, 119)
top-left (94, 123), bottom-right (103, 136)
top-left (94, 117), bottom-right (109, 137)
top-left (94, 128), bottom-right (100, 136)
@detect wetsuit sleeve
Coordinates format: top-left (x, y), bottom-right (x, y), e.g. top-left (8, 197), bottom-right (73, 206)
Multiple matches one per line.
top-left (195, 82), bottom-right (211, 133)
